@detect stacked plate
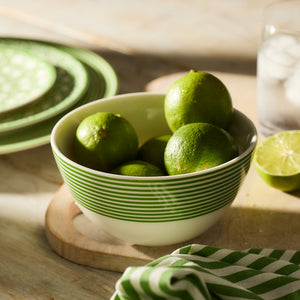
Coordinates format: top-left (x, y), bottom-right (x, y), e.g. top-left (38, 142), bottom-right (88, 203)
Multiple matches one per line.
top-left (0, 38), bottom-right (118, 155)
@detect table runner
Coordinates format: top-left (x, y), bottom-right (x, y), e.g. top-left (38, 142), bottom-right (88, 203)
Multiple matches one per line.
top-left (111, 244), bottom-right (300, 300)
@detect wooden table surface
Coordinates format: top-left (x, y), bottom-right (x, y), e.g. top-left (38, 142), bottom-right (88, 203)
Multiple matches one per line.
top-left (1, 1), bottom-right (300, 299)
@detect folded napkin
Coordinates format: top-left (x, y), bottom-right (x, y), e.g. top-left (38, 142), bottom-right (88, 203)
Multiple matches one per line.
top-left (111, 244), bottom-right (300, 300)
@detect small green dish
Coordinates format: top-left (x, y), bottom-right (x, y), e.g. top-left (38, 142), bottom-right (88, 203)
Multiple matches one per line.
top-left (0, 46), bottom-right (56, 114)
top-left (0, 39), bottom-right (89, 133)
top-left (0, 39), bottom-right (118, 154)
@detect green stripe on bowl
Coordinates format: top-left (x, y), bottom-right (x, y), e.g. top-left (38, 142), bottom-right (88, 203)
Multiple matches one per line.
top-left (75, 190), bottom-right (236, 216)
top-left (60, 161), bottom-right (244, 194)
top-left (64, 161), bottom-right (244, 196)
top-left (53, 149), bottom-right (251, 187)
top-left (72, 186), bottom-right (238, 222)
top-left (52, 143), bottom-right (252, 222)
top-left (75, 194), bottom-right (234, 222)
top-left (54, 150), bottom-right (250, 190)
top-left (62, 172), bottom-right (241, 206)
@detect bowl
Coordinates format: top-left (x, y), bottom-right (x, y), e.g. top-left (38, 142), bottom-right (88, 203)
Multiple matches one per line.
top-left (51, 92), bottom-right (257, 246)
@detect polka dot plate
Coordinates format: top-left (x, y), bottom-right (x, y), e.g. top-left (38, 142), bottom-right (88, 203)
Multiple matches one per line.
top-left (0, 46), bottom-right (56, 114)
top-left (0, 38), bottom-right (118, 154)
top-left (0, 39), bottom-right (89, 133)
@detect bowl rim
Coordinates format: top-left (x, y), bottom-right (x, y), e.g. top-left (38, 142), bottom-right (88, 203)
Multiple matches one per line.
top-left (51, 92), bottom-right (258, 181)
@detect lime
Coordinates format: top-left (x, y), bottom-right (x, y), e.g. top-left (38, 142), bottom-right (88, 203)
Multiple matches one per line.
top-left (137, 134), bottom-right (171, 170)
top-left (112, 160), bottom-right (165, 176)
top-left (74, 112), bottom-right (138, 172)
top-left (164, 70), bottom-right (233, 132)
top-left (254, 130), bottom-right (300, 192)
top-left (164, 122), bottom-right (238, 175)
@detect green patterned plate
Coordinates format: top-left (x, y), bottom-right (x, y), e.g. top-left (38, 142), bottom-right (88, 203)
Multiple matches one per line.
top-left (0, 46), bottom-right (56, 114)
top-left (0, 39), bottom-right (88, 133)
top-left (0, 39), bottom-right (118, 155)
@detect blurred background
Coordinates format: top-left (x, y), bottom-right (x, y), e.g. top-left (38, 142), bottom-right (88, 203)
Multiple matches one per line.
top-left (0, 0), bottom-right (273, 93)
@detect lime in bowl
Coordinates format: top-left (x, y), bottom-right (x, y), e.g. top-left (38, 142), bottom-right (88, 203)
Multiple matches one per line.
top-left (51, 93), bottom-right (257, 246)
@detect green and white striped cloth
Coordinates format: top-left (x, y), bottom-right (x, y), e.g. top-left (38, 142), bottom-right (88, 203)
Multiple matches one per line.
top-left (111, 244), bottom-right (300, 300)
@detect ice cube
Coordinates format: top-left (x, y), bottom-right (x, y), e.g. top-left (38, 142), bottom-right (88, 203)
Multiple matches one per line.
top-left (263, 38), bottom-right (296, 66)
top-left (258, 34), bottom-right (299, 82)
top-left (258, 49), bottom-right (294, 82)
top-left (285, 65), bottom-right (300, 106)
top-left (258, 78), bottom-right (286, 116)
top-left (286, 39), bottom-right (300, 59)
top-left (268, 34), bottom-right (298, 51)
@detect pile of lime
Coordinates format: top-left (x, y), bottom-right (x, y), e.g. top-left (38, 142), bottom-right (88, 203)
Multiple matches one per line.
top-left (74, 70), bottom-right (239, 176)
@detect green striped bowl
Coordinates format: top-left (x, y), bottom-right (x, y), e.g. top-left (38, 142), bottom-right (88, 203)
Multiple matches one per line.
top-left (51, 93), bottom-right (257, 246)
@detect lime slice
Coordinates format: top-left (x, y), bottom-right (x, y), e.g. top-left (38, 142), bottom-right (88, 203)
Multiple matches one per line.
top-left (254, 130), bottom-right (300, 191)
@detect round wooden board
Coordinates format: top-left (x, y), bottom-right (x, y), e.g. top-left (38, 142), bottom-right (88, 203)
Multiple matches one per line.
top-left (45, 184), bottom-right (194, 272)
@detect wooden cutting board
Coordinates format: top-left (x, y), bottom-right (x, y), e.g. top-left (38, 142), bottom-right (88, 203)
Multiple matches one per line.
top-left (45, 184), bottom-right (202, 272)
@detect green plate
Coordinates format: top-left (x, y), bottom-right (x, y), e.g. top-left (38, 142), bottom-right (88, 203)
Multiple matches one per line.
top-left (0, 46), bottom-right (56, 114)
top-left (0, 39), bottom-right (89, 133)
top-left (0, 39), bottom-right (118, 155)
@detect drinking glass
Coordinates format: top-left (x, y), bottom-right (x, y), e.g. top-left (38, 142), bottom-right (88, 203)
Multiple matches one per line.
top-left (257, 0), bottom-right (300, 136)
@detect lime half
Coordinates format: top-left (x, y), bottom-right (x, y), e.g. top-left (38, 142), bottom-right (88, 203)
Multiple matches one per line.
top-left (254, 130), bottom-right (300, 191)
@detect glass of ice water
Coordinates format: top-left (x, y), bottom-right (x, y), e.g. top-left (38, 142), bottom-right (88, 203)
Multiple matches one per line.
top-left (257, 0), bottom-right (300, 136)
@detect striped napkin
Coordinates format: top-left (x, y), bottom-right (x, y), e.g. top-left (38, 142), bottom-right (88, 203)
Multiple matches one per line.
top-left (111, 244), bottom-right (300, 300)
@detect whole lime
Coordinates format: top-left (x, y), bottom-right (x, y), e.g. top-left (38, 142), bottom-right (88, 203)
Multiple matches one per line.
top-left (112, 160), bottom-right (165, 176)
top-left (164, 122), bottom-right (238, 175)
top-left (164, 70), bottom-right (233, 132)
top-left (137, 134), bottom-right (171, 171)
top-left (74, 112), bottom-right (138, 172)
